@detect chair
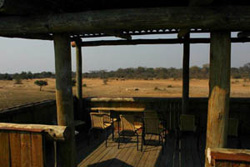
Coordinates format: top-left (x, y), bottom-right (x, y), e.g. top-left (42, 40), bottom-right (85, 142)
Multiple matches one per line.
top-left (118, 114), bottom-right (142, 151)
top-left (98, 110), bottom-right (117, 140)
top-left (179, 114), bottom-right (196, 132)
top-left (143, 110), bottom-right (167, 141)
top-left (142, 116), bottom-right (166, 153)
top-left (88, 112), bottom-right (112, 147)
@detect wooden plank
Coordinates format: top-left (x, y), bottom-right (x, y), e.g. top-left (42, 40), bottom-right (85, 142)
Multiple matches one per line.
top-left (78, 138), bottom-right (107, 166)
top-left (136, 135), bottom-right (153, 167)
top-left (91, 107), bottom-right (145, 112)
top-left (145, 135), bottom-right (162, 166)
top-left (208, 148), bottom-right (250, 163)
top-left (9, 132), bottom-right (21, 167)
top-left (115, 136), bottom-right (137, 167)
top-left (21, 133), bottom-right (32, 167)
top-left (0, 132), bottom-right (10, 167)
top-left (31, 134), bottom-right (44, 167)
top-left (0, 123), bottom-right (69, 141)
top-left (72, 38), bottom-right (250, 47)
top-left (2, 7), bottom-right (250, 37)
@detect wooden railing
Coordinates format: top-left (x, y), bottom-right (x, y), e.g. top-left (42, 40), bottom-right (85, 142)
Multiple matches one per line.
top-left (86, 97), bottom-right (182, 131)
top-left (207, 148), bottom-right (250, 167)
top-left (0, 123), bottom-right (69, 167)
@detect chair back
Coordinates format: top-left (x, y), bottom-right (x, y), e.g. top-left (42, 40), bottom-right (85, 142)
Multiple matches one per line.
top-left (179, 114), bottom-right (196, 132)
top-left (90, 112), bottom-right (105, 129)
top-left (120, 115), bottom-right (135, 131)
top-left (98, 111), bottom-right (112, 123)
top-left (144, 117), bottom-right (161, 134)
top-left (144, 110), bottom-right (158, 118)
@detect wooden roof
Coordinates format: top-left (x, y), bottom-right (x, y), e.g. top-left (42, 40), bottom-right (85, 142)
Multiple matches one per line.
top-left (1, 0), bottom-right (250, 40)
top-left (1, 0), bottom-right (250, 16)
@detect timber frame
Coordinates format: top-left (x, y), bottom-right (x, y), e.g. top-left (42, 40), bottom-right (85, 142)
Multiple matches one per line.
top-left (1, 0), bottom-right (250, 166)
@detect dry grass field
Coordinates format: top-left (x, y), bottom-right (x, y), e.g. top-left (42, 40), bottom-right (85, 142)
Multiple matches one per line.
top-left (0, 78), bottom-right (250, 110)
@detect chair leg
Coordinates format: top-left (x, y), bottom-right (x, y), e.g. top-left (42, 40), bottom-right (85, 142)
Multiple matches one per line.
top-left (118, 132), bottom-right (120, 149)
top-left (105, 130), bottom-right (108, 147)
top-left (141, 134), bottom-right (143, 152)
top-left (112, 123), bottom-right (115, 141)
top-left (136, 133), bottom-right (139, 151)
top-left (87, 129), bottom-right (92, 146)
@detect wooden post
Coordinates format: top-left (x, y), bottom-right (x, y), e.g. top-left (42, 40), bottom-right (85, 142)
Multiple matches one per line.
top-left (54, 34), bottom-right (76, 167)
top-left (76, 40), bottom-right (83, 120)
top-left (205, 31), bottom-right (231, 167)
top-left (182, 33), bottom-right (190, 114)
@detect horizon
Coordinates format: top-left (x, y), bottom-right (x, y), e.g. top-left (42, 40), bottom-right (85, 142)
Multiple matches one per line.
top-left (1, 33), bottom-right (250, 73)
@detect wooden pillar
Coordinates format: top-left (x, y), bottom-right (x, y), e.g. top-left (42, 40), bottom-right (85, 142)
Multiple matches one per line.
top-left (76, 41), bottom-right (83, 120)
top-left (54, 34), bottom-right (76, 167)
top-left (182, 33), bottom-right (190, 114)
top-left (205, 31), bottom-right (231, 167)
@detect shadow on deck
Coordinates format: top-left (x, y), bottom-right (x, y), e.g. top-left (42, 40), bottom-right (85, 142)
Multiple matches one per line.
top-left (74, 129), bottom-right (250, 167)
top-left (75, 129), bottom-right (203, 167)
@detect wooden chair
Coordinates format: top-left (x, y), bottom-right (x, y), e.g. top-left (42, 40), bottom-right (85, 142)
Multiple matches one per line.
top-left (142, 116), bottom-right (166, 153)
top-left (118, 114), bottom-right (142, 151)
top-left (98, 110), bottom-right (117, 140)
top-left (88, 112), bottom-right (113, 147)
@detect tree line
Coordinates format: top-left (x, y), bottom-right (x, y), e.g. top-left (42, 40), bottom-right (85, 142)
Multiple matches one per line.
top-left (0, 71), bottom-right (54, 80)
top-left (1, 63), bottom-right (250, 80)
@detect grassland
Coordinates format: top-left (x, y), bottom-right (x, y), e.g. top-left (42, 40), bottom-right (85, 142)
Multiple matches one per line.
top-left (0, 78), bottom-right (250, 110)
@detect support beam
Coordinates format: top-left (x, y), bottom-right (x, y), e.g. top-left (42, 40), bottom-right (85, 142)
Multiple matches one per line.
top-left (205, 31), bottom-right (231, 167)
top-left (0, 0), bottom-right (61, 15)
top-left (54, 34), bottom-right (76, 167)
top-left (75, 40), bottom-right (83, 120)
top-left (71, 38), bottom-right (250, 47)
top-left (182, 33), bottom-right (190, 114)
top-left (1, 7), bottom-right (250, 37)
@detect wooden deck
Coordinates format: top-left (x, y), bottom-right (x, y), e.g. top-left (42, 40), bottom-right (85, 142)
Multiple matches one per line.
top-left (40, 130), bottom-right (250, 167)
top-left (75, 130), bottom-right (206, 167)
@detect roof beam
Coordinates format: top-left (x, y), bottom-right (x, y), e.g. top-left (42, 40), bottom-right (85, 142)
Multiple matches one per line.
top-left (71, 38), bottom-right (250, 47)
top-left (1, 6), bottom-right (250, 37)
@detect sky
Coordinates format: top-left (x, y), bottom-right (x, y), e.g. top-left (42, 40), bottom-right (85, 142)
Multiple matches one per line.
top-left (0, 33), bottom-right (249, 73)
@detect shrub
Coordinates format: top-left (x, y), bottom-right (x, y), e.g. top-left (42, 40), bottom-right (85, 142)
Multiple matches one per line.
top-left (82, 84), bottom-right (87, 87)
top-left (34, 80), bottom-right (48, 91)
top-left (167, 85), bottom-right (173, 88)
top-left (103, 79), bottom-right (108, 85)
top-left (14, 77), bottom-right (22, 84)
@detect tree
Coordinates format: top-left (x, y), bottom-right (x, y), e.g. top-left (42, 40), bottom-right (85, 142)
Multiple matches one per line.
top-left (34, 80), bottom-right (48, 91)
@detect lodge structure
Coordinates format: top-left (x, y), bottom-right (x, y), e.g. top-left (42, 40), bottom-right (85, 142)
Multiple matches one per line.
top-left (0, 0), bottom-right (250, 167)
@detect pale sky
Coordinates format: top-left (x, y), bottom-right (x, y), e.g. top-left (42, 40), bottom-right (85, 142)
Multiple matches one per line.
top-left (0, 33), bottom-right (249, 73)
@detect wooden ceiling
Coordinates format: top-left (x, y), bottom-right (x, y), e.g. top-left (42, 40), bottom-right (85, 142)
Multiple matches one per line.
top-left (1, 0), bottom-right (250, 16)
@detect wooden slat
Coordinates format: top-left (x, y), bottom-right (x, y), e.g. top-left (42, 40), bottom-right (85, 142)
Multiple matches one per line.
top-left (91, 107), bottom-right (145, 112)
top-left (0, 123), bottom-right (69, 141)
top-left (10, 132), bottom-right (21, 167)
top-left (209, 148), bottom-right (250, 163)
top-left (0, 132), bottom-right (10, 167)
top-left (31, 134), bottom-right (44, 167)
top-left (21, 133), bottom-right (32, 167)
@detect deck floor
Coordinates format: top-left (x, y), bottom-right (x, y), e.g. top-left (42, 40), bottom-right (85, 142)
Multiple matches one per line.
top-left (45, 130), bottom-right (250, 167)
top-left (76, 130), bottom-right (206, 167)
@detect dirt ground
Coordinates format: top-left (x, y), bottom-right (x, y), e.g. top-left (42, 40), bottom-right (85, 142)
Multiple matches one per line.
top-left (0, 78), bottom-right (250, 110)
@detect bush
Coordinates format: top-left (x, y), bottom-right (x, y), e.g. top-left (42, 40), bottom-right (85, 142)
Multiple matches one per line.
top-left (167, 85), bottom-right (173, 88)
top-left (34, 80), bottom-right (48, 91)
top-left (82, 84), bottom-right (87, 87)
top-left (14, 77), bottom-right (22, 84)
top-left (103, 79), bottom-right (108, 85)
